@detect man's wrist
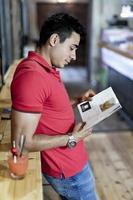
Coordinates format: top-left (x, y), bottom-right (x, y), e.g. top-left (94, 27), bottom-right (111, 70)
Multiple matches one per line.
top-left (71, 97), bottom-right (79, 107)
top-left (67, 133), bottom-right (77, 148)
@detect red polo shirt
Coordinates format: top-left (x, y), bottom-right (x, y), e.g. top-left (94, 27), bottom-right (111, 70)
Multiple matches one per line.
top-left (11, 51), bottom-right (88, 178)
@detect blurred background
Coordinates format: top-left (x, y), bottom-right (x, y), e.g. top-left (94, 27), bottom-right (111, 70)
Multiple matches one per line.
top-left (0, 0), bottom-right (133, 130)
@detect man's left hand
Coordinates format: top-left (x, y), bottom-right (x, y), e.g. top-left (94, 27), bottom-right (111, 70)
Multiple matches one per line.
top-left (72, 89), bottom-right (96, 106)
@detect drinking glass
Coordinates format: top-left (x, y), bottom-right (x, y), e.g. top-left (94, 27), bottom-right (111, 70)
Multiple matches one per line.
top-left (7, 154), bottom-right (28, 180)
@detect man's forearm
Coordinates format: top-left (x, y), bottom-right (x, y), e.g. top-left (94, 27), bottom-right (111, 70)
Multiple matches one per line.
top-left (11, 109), bottom-right (90, 153)
top-left (25, 133), bottom-right (69, 152)
top-left (11, 126), bottom-right (69, 152)
top-left (11, 109), bottom-right (69, 152)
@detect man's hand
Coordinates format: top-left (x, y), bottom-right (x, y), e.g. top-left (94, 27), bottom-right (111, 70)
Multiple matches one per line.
top-left (71, 89), bottom-right (96, 107)
top-left (77, 89), bottom-right (95, 102)
top-left (72, 122), bottom-right (92, 142)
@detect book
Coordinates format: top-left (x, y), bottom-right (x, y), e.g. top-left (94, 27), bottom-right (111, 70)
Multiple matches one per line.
top-left (77, 87), bottom-right (122, 129)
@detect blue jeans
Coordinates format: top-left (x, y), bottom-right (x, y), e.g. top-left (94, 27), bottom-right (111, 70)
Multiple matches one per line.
top-left (43, 162), bottom-right (99, 200)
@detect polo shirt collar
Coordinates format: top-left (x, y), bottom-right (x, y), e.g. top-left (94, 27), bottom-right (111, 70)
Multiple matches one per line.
top-left (28, 51), bottom-right (61, 80)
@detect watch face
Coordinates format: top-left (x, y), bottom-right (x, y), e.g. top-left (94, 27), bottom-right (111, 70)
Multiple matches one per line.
top-left (70, 141), bottom-right (76, 147)
top-left (68, 140), bottom-right (76, 148)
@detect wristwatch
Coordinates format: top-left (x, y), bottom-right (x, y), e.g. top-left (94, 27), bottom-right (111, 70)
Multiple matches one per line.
top-left (67, 134), bottom-right (77, 148)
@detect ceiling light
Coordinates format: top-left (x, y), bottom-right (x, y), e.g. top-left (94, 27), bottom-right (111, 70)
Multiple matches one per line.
top-left (57, 0), bottom-right (67, 2)
top-left (120, 5), bottom-right (133, 18)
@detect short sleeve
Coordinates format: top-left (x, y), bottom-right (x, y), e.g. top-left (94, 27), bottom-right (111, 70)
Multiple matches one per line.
top-left (11, 71), bottom-right (50, 112)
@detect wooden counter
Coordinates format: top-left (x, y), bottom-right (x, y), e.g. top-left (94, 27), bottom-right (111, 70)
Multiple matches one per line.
top-left (0, 145), bottom-right (43, 200)
top-left (0, 60), bottom-right (19, 109)
top-left (0, 60), bottom-right (43, 200)
top-left (99, 41), bottom-right (133, 121)
top-left (98, 41), bottom-right (133, 60)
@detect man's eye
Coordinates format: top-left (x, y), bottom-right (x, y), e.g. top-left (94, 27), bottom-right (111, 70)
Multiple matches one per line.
top-left (70, 47), bottom-right (74, 51)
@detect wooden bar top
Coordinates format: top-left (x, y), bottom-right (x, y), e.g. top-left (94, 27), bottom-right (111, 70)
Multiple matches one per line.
top-left (0, 60), bottom-right (19, 109)
top-left (98, 41), bottom-right (133, 60)
top-left (0, 147), bottom-right (43, 200)
top-left (0, 60), bottom-right (43, 200)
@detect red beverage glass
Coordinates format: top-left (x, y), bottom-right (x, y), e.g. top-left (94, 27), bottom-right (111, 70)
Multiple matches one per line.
top-left (7, 154), bottom-right (28, 179)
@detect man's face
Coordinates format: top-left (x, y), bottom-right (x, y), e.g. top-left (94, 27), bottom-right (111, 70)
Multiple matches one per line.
top-left (51, 32), bottom-right (80, 68)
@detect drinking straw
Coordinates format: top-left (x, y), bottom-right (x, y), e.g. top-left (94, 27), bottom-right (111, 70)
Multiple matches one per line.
top-left (19, 135), bottom-right (26, 157)
top-left (12, 140), bottom-right (17, 163)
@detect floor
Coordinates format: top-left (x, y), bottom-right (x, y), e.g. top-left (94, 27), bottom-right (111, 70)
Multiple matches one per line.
top-left (43, 67), bottom-right (133, 200)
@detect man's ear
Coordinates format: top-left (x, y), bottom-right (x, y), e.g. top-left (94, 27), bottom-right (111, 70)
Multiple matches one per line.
top-left (49, 33), bottom-right (60, 47)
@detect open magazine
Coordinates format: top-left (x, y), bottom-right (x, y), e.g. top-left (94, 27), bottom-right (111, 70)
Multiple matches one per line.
top-left (77, 87), bottom-right (122, 129)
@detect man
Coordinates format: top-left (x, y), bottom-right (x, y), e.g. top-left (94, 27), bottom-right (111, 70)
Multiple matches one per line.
top-left (11, 13), bottom-right (99, 200)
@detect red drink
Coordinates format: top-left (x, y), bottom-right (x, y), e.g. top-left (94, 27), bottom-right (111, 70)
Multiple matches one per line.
top-left (7, 155), bottom-right (28, 179)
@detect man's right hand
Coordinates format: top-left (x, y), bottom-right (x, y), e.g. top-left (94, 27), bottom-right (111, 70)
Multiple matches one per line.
top-left (72, 122), bottom-right (92, 142)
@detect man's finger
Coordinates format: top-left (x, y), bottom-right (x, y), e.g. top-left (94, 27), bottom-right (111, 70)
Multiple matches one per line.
top-left (73, 122), bottom-right (86, 132)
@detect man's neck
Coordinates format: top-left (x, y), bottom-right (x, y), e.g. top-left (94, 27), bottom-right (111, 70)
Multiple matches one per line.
top-left (37, 46), bottom-right (52, 67)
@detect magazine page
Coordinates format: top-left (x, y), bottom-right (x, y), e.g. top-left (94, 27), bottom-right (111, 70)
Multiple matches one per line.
top-left (77, 87), bottom-right (122, 129)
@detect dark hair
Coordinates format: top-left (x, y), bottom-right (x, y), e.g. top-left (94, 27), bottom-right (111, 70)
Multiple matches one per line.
top-left (38, 13), bottom-right (85, 47)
